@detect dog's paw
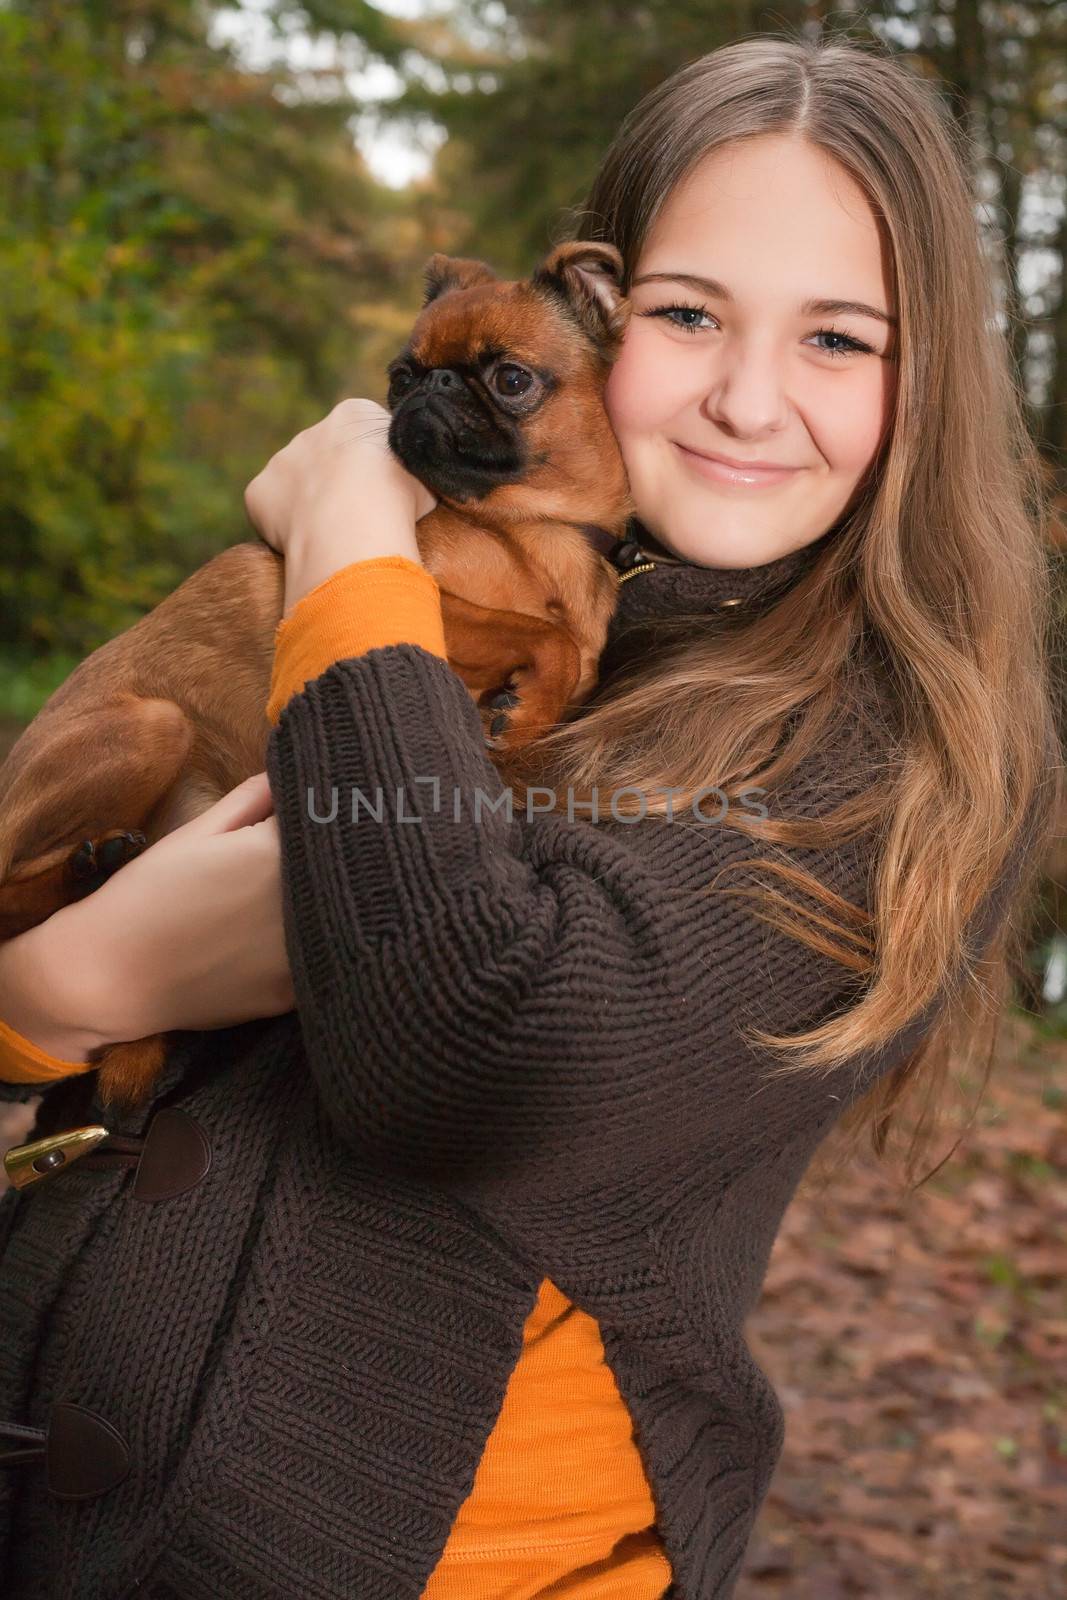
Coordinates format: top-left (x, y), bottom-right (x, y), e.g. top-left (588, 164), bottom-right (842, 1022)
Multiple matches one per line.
top-left (68, 829), bottom-right (148, 894)
top-left (482, 685), bottom-right (521, 750)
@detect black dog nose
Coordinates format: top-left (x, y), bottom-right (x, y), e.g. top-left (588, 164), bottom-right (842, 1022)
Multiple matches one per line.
top-left (424, 368), bottom-right (460, 393)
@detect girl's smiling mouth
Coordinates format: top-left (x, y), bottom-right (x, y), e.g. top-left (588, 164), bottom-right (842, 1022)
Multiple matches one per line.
top-left (672, 441), bottom-right (804, 487)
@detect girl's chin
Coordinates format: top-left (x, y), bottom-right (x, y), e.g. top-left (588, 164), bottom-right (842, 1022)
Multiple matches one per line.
top-left (652, 530), bottom-right (785, 570)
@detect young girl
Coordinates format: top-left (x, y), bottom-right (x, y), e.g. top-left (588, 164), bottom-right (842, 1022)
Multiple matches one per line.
top-left (0, 32), bottom-right (1058, 1600)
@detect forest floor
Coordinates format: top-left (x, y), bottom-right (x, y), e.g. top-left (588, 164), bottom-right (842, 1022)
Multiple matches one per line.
top-left (1, 1008), bottom-right (1064, 1597)
top-left (741, 1006), bottom-right (1067, 1599)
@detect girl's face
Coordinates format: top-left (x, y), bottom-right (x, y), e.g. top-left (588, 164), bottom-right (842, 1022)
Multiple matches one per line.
top-left (604, 133), bottom-right (898, 568)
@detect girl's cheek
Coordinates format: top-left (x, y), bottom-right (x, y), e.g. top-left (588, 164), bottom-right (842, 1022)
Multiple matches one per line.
top-left (604, 330), bottom-right (675, 434)
top-left (838, 379), bottom-right (892, 474)
top-left (804, 365), bottom-right (887, 479)
top-left (603, 348), bottom-right (642, 435)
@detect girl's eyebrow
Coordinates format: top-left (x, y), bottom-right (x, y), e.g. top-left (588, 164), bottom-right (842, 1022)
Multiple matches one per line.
top-left (630, 270), bottom-right (898, 329)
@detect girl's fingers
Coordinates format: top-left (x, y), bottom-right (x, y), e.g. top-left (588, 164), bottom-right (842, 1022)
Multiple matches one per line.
top-left (174, 773), bottom-right (275, 841)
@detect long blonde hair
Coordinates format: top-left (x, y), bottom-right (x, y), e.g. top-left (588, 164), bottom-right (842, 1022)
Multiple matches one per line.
top-left (509, 34), bottom-right (1062, 1185)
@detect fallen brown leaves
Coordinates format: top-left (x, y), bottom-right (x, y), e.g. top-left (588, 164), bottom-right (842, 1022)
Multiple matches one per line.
top-left (740, 1009), bottom-right (1067, 1599)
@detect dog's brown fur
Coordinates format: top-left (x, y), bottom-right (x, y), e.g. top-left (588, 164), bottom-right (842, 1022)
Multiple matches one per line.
top-left (0, 240), bottom-right (634, 1111)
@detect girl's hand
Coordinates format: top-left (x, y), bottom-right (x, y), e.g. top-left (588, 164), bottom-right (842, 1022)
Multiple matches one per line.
top-left (52, 773), bottom-right (294, 1048)
top-left (244, 398), bottom-right (439, 617)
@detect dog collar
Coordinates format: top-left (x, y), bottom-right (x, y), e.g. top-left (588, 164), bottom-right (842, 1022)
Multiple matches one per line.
top-left (569, 522), bottom-right (658, 583)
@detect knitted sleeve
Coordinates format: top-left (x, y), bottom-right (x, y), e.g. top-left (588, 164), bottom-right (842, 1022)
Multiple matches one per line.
top-left (264, 600), bottom-right (1039, 1197)
top-left (0, 554), bottom-right (447, 1101)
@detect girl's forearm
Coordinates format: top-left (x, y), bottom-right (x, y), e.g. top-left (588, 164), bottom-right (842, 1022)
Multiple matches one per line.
top-left (0, 904), bottom-right (110, 1065)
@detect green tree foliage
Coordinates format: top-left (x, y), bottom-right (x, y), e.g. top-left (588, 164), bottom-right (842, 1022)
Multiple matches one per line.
top-left (2, 0), bottom-right (1063, 664)
top-left (0, 0), bottom-right (422, 658)
top-left (379, 1), bottom-right (826, 268)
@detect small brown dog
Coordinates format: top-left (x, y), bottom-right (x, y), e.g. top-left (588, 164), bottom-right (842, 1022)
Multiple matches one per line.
top-left (0, 240), bottom-right (636, 1111)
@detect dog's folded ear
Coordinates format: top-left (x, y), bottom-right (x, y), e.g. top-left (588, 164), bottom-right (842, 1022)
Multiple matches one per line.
top-left (422, 253), bottom-right (499, 307)
top-left (530, 241), bottom-right (629, 355)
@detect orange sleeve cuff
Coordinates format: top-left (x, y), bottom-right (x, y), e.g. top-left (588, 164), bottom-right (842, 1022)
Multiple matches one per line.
top-left (0, 1014), bottom-right (94, 1085)
top-left (266, 555), bottom-right (449, 726)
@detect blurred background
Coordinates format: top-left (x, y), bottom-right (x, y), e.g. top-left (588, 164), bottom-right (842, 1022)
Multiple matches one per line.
top-left (1, 2), bottom-right (1065, 1594)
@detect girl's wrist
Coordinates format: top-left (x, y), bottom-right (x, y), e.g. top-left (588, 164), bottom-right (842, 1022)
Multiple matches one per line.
top-left (282, 523), bottom-right (424, 619)
top-left (0, 906), bottom-right (111, 1064)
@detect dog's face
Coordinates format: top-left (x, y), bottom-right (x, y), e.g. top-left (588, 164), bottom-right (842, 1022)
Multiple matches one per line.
top-left (386, 241), bottom-right (632, 527)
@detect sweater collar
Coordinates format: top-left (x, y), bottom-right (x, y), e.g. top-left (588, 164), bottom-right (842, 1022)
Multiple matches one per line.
top-left (609, 515), bottom-right (840, 631)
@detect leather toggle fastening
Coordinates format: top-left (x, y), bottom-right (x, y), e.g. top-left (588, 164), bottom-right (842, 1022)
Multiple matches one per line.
top-left (47, 1402), bottom-right (131, 1500)
top-left (3, 1108), bottom-right (211, 1200)
top-left (131, 1107), bottom-right (211, 1202)
top-left (0, 1403), bottom-right (131, 1500)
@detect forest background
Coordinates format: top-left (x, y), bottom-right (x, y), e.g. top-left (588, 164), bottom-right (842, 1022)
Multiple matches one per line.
top-left (2, 6), bottom-right (1067, 1593)
top-left (7, 0), bottom-right (1064, 1011)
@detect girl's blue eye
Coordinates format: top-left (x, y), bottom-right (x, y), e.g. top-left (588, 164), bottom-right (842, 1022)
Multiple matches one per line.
top-left (644, 304), bottom-right (714, 334)
top-left (640, 302), bottom-right (874, 359)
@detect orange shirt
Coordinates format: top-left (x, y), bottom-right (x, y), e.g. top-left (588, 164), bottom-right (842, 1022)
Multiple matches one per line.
top-left (0, 553), bottom-right (673, 1598)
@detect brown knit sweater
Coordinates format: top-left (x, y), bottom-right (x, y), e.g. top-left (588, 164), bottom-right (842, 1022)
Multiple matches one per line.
top-left (0, 521), bottom-right (1038, 1599)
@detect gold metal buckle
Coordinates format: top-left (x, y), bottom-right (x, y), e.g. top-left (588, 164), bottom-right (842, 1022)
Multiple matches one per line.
top-left (616, 561), bottom-right (657, 584)
top-left (3, 1126), bottom-right (110, 1190)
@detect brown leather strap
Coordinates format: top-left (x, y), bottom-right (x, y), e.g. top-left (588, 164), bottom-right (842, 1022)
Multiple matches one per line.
top-left (0, 1421), bottom-right (46, 1445)
top-left (79, 1134), bottom-right (144, 1173)
top-left (0, 1419), bottom-right (46, 1471)
top-left (565, 521), bottom-right (656, 574)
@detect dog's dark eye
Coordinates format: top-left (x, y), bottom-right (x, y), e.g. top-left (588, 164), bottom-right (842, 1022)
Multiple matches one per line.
top-left (493, 364), bottom-right (532, 398)
top-left (389, 366), bottom-right (415, 395)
